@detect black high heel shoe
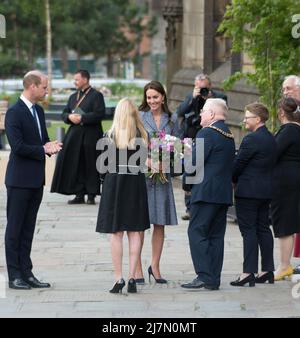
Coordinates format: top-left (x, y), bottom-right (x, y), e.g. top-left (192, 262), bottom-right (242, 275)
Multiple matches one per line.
top-left (230, 273), bottom-right (255, 287)
top-left (109, 278), bottom-right (125, 294)
top-left (148, 266), bottom-right (167, 284)
top-left (127, 278), bottom-right (137, 293)
top-left (255, 271), bottom-right (274, 284)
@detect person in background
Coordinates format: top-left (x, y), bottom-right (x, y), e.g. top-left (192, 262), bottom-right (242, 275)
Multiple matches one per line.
top-left (282, 75), bottom-right (300, 275)
top-left (176, 73), bottom-right (227, 221)
top-left (51, 69), bottom-right (105, 205)
top-left (231, 103), bottom-right (276, 287)
top-left (271, 97), bottom-right (300, 281)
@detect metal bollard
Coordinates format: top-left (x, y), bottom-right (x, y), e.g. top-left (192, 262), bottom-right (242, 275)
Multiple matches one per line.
top-left (56, 127), bottom-right (65, 143)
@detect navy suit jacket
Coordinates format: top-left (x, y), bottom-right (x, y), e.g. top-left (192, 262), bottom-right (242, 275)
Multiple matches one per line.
top-left (190, 120), bottom-right (236, 205)
top-left (5, 99), bottom-right (50, 188)
top-left (232, 125), bottom-right (277, 199)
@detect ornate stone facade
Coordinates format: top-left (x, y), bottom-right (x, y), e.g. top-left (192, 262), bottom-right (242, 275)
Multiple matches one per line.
top-left (162, 0), bottom-right (183, 43)
top-left (162, 0), bottom-right (183, 91)
top-left (163, 0), bottom-right (259, 145)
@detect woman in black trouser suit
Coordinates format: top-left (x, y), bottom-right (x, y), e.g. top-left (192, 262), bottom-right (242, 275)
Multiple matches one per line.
top-left (231, 102), bottom-right (277, 287)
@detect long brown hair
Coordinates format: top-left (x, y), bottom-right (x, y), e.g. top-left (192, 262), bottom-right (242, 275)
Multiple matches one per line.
top-left (138, 81), bottom-right (172, 119)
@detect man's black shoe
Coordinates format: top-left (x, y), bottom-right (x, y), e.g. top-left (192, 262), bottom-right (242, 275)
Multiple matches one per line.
top-left (86, 197), bottom-right (95, 205)
top-left (25, 276), bottom-right (51, 288)
top-left (181, 277), bottom-right (206, 289)
top-left (9, 278), bottom-right (31, 290)
top-left (68, 196), bottom-right (85, 204)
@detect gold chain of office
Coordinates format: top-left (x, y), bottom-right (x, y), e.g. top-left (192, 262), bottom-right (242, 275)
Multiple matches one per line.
top-left (207, 126), bottom-right (234, 139)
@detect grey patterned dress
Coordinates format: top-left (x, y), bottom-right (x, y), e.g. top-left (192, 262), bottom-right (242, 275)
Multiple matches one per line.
top-left (140, 111), bottom-right (182, 226)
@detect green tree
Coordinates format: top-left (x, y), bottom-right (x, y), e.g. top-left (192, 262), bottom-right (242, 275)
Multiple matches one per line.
top-left (123, 4), bottom-right (158, 76)
top-left (50, 0), bottom-right (142, 76)
top-left (92, 0), bottom-right (133, 76)
top-left (0, 0), bottom-right (157, 78)
top-left (0, 55), bottom-right (28, 78)
top-left (0, 0), bottom-right (45, 66)
top-left (219, 0), bottom-right (300, 131)
top-left (90, 0), bottom-right (157, 76)
top-left (45, 0), bottom-right (52, 98)
top-left (58, 0), bottom-right (99, 69)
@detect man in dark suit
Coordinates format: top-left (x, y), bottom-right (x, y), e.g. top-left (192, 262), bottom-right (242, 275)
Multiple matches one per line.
top-left (176, 74), bottom-right (228, 221)
top-left (5, 70), bottom-right (62, 290)
top-left (181, 98), bottom-right (235, 290)
top-left (51, 69), bottom-right (105, 205)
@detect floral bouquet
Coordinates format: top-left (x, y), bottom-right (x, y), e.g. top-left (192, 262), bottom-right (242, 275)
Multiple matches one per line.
top-left (146, 130), bottom-right (192, 184)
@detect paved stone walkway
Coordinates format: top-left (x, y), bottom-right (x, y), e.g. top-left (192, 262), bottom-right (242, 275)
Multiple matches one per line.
top-left (0, 151), bottom-right (299, 318)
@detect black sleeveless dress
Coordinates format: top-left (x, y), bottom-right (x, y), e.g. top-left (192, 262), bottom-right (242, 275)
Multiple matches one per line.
top-left (96, 146), bottom-right (150, 233)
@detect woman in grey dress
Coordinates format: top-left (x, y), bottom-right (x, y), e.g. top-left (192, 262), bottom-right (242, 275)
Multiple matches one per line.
top-left (136, 81), bottom-right (182, 284)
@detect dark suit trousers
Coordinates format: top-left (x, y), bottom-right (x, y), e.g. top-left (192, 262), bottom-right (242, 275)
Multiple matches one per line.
top-left (5, 186), bottom-right (43, 281)
top-left (188, 202), bottom-right (228, 287)
top-left (235, 197), bottom-right (274, 273)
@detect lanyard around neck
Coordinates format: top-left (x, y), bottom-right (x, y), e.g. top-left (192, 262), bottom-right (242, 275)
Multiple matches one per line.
top-left (74, 86), bottom-right (92, 110)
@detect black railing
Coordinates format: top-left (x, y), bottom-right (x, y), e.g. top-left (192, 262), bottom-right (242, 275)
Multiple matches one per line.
top-left (46, 105), bottom-right (115, 121)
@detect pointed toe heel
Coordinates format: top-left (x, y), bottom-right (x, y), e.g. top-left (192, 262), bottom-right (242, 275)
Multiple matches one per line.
top-left (148, 266), bottom-right (167, 284)
top-left (109, 278), bottom-right (125, 294)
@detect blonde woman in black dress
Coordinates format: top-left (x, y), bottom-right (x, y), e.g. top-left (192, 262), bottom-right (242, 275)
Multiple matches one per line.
top-left (96, 98), bottom-right (150, 294)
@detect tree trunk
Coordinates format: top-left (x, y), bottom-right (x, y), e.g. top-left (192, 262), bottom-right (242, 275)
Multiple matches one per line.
top-left (12, 14), bottom-right (20, 61)
top-left (59, 47), bottom-right (68, 77)
top-left (45, 0), bottom-right (52, 99)
top-left (28, 38), bottom-right (34, 67)
top-left (107, 50), bottom-right (114, 77)
top-left (76, 51), bottom-right (81, 69)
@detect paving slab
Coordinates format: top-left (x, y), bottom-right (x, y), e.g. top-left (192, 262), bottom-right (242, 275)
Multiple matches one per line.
top-left (0, 158), bottom-right (299, 317)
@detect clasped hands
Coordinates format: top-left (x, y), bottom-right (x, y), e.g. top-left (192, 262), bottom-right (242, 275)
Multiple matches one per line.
top-left (44, 140), bottom-right (63, 155)
top-left (68, 113), bottom-right (82, 124)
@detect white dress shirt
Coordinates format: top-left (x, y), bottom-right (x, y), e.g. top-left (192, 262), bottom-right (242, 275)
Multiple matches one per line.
top-left (20, 94), bottom-right (42, 139)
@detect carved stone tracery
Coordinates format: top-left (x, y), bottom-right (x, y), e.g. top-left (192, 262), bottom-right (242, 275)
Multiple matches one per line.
top-left (162, 0), bottom-right (183, 48)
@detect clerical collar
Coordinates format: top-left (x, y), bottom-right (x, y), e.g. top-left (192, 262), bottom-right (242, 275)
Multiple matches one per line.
top-left (79, 85), bottom-right (91, 94)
